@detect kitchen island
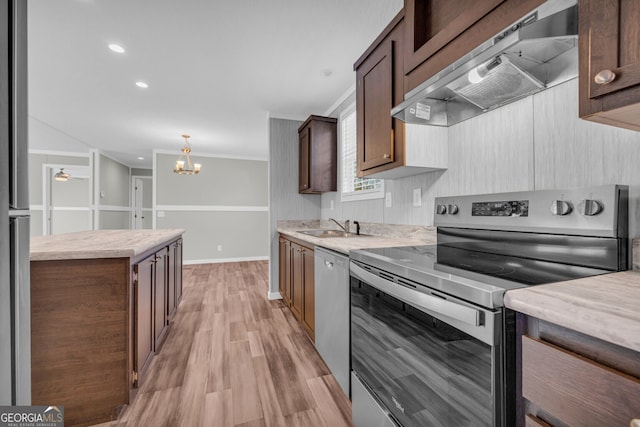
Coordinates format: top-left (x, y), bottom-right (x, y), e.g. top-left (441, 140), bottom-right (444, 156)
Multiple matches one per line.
top-left (30, 229), bottom-right (184, 427)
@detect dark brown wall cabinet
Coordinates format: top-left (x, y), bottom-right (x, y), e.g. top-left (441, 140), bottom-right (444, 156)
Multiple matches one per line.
top-left (278, 234), bottom-right (315, 340)
top-left (579, 0), bottom-right (640, 131)
top-left (298, 115), bottom-right (337, 194)
top-left (354, 12), bottom-right (406, 178)
top-left (402, 0), bottom-right (544, 93)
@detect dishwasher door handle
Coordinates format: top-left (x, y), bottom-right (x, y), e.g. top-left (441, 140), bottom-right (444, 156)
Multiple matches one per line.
top-left (350, 263), bottom-right (482, 327)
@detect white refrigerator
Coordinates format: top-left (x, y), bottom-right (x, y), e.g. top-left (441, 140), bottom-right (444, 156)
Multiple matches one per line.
top-left (1, 0), bottom-right (31, 405)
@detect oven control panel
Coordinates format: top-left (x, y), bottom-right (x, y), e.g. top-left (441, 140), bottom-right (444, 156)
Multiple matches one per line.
top-left (471, 200), bottom-right (529, 217)
top-left (433, 185), bottom-right (627, 238)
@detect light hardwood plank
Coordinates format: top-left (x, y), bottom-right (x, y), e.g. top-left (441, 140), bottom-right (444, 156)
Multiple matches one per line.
top-left (307, 375), bottom-right (352, 427)
top-left (203, 389), bottom-right (233, 427)
top-left (229, 340), bottom-right (263, 425)
top-left (89, 262), bottom-right (352, 427)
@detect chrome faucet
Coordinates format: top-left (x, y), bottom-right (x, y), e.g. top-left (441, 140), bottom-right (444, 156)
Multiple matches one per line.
top-left (329, 218), bottom-right (350, 234)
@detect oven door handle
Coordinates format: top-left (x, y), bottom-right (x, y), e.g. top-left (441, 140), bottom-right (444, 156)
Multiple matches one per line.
top-left (350, 263), bottom-right (482, 326)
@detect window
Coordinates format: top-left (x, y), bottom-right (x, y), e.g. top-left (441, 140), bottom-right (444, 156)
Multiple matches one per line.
top-left (340, 104), bottom-right (384, 202)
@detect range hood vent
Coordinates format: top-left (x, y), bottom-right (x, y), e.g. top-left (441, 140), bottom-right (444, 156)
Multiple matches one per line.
top-left (392, 0), bottom-right (578, 126)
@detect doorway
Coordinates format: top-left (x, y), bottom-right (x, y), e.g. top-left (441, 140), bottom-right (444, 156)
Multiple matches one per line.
top-left (131, 176), bottom-right (152, 229)
top-left (43, 164), bottom-right (91, 235)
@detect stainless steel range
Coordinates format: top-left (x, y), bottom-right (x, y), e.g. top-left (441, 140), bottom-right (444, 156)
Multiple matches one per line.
top-left (349, 185), bottom-right (628, 427)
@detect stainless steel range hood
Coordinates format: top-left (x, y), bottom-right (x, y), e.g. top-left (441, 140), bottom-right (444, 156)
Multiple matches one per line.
top-left (392, 0), bottom-right (578, 126)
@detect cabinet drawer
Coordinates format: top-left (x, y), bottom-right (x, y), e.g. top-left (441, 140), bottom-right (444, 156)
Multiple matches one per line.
top-left (525, 414), bottom-right (552, 427)
top-left (522, 335), bottom-right (640, 426)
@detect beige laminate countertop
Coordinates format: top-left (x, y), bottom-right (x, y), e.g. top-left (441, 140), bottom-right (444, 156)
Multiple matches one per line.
top-left (30, 229), bottom-right (185, 261)
top-left (277, 226), bottom-right (436, 255)
top-left (504, 271), bottom-right (640, 353)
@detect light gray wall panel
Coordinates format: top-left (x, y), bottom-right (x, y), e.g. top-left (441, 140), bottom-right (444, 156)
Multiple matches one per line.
top-left (341, 198), bottom-right (384, 223)
top-left (51, 177), bottom-right (90, 207)
top-left (28, 153), bottom-right (90, 205)
top-left (157, 211), bottom-right (268, 262)
top-left (384, 171), bottom-right (444, 226)
top-left (441, 95), bottom-right (535, 197)
top-left (156, 154), bottom-right (268, 206)
top-left (131, 168), bottom-right (152, 177)
top-left (99, 211), bottom-right (130, 230)
top-left (99, 155), bottom-right (130, 206)
top-left (30, 210), bottom-right (43, 238)
top-left (268, 118), bottom-right (321, 294)
top-left (51, 211), bottom-right (92, 234)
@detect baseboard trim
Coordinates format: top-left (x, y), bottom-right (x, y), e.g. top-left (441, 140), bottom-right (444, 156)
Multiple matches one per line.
top-left (184, 256), bottom-right (269, 265)
top-left (268, 291), bottom-right (282, 300)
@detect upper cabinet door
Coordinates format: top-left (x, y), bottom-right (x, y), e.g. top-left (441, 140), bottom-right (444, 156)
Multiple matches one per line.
top-left (584, 0), bottom-right (640, 99)
top-left (404, 0), bottom-right (505, 74)
top-left (579, 0), bottom-right (640, 131)
top-left (298, 126), bottom-right (311, 193)
top-left (357, 39), bottom-right (396, 171)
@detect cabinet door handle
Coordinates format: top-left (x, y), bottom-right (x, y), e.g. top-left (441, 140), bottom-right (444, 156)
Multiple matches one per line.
top-left (383, 154), bottom-right (391, 159)
top-left (594, 69), bottom-right (616, 85)
top-left (630, 419), bottom-right (640, 427)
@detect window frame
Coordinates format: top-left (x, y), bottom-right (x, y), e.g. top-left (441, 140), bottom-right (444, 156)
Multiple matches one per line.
top-left (339, 103), bottom-right (384, 203)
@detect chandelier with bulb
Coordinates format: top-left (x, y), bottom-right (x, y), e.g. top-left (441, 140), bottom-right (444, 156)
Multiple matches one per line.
top-left (173, 134), bottom-right (201, 175)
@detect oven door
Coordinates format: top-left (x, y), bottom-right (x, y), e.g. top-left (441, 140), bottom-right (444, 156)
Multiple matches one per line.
top-left (350, 261), bottom-right (504, 427)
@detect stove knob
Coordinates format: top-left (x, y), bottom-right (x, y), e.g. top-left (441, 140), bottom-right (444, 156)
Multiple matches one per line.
top-left (550, 200), bottom-right (572, 216)
top-left (448, 204), bottom-right (459, 215)
top-left (436, 204), bottom-right (447, 215)
top-left (579, 199), bottom-right (603, 216)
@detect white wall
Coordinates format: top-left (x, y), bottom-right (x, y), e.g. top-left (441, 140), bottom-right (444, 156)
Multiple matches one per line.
top-left (28, 152), bottom-right (91, 237)
top-left (154, 152), bottom-right (269, 264)
top-left (320, 79), bottom-right (640, 237)
top-left (28, 150), bottom-right (133, 236)
top-left (96, 153), bottom-right (131, 229)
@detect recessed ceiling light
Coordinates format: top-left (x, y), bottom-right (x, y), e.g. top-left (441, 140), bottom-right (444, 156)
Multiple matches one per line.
top-left (108, 44), bottom-right (125, 53)
top-left (135, 81), bottom-right (148, 88)
top-left (137, 157), bottom-right (144, 160)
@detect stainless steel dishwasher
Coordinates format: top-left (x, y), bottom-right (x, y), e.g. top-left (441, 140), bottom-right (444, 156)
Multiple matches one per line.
top-left (314, 246), bottom-right (350, 397)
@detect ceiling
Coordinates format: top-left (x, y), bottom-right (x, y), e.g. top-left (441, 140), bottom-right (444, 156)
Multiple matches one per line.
top-left (27, 0), bottom-right (403, 168)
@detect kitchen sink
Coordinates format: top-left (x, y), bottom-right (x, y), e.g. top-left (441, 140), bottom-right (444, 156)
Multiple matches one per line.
top-left (297, 229), bottom-right (369, 238)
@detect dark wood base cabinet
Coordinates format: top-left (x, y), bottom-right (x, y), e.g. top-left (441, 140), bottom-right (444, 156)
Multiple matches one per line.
top-left (278, 234), bottom-right (314, 340)
top-left (31, 237), bottom-right (183, 427)
top-left (517, 315), bottom-right (640, 427)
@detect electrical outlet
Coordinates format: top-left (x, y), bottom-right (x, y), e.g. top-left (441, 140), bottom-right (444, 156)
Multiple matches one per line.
top-left (385, 192), bottom-right (392, 207)
top-left (217, 245), bottom-right (223, 252)
top-left (413, 188), bottom-right (422, 207)
top-left (157, 211), bottom-right (165, 218)
top-left (330, 199), bottom-right (334, 210)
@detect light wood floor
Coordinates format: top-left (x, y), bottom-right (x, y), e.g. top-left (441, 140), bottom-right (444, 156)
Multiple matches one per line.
top-left (93, 261), bottom-right (352, 427)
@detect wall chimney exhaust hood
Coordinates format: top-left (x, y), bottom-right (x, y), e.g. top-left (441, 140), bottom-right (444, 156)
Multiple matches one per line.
top-left (392, 0), bottom-right (578, 126)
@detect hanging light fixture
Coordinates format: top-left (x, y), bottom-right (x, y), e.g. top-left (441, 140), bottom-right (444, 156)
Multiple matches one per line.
top-left (173, 134), bottom-right (202, 175)
top-left (54, 168), bottom-right (70, 182)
